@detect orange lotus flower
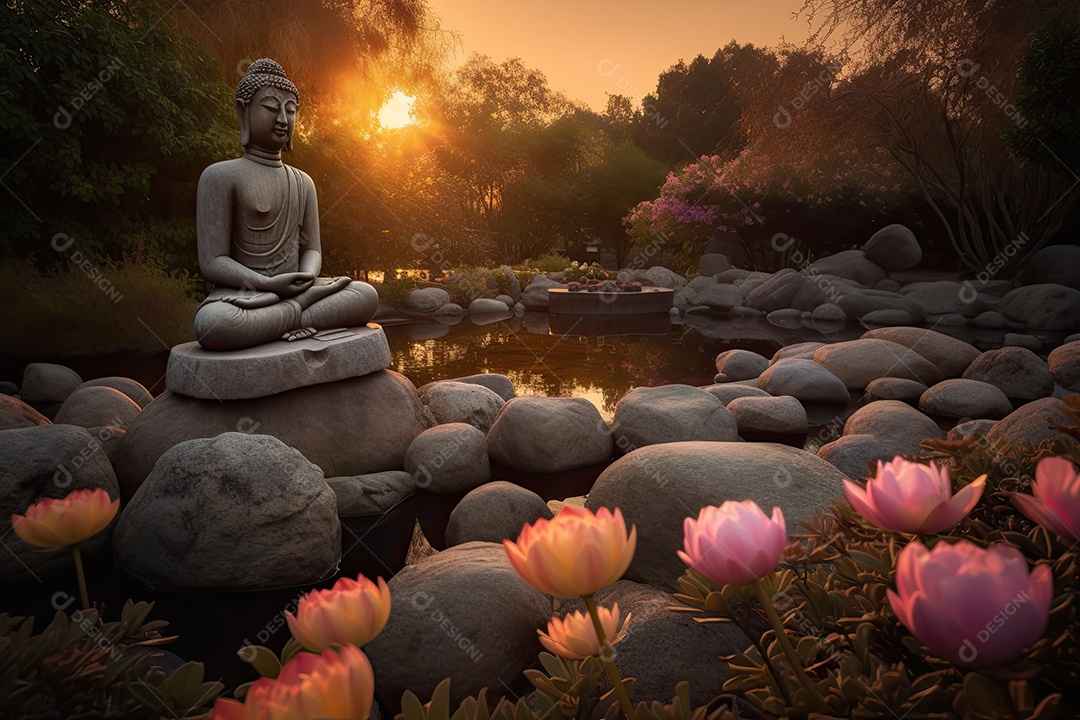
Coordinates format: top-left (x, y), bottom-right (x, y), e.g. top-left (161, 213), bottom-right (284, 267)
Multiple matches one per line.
top-left (539, 602), bottom-right (630, 660)
top-left (212, 644), bottom-right (374, 720)
top-left (285, 574), bottom-right (390, 652)
top-left (504, 506), bottom-right (636, 598)
top-left (11, 488), bottom-right (119, 550)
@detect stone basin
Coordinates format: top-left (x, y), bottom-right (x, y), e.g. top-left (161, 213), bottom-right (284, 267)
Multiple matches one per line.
top-left (548, 287), bottom-right (674, 316)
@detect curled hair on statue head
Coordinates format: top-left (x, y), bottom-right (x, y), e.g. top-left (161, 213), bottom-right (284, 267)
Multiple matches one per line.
top-left (234, 58), bottom-right (299, 150)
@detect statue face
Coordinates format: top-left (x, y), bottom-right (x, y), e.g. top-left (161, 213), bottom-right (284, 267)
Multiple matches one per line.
top-left (246, 85), bottom-right (297, 152)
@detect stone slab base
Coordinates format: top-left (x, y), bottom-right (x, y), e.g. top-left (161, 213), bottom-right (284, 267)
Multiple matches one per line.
top-left (548, 287), bottom-right (674, 316)
top-left (166, 324), bottom-right (391, 400)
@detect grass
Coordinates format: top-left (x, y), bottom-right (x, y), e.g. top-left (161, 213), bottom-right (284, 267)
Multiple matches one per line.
top-left (4, 258), bottom-right (201, 358)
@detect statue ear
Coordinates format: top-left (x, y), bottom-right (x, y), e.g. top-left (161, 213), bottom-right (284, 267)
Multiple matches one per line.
top-left (236, 100), bottom-right (250, 148)
top-left (283, 133), bottom-right (292, 152)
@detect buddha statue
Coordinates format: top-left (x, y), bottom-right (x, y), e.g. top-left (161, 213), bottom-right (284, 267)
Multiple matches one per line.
top-left (193, 59), bottom-right (378, 351)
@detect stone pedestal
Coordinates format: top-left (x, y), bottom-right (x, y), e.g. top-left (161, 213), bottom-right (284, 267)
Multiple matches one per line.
top-left (165, 324), bottom-right (391, 400)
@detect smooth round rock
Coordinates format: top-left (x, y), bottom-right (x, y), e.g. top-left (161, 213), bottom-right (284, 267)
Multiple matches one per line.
top-left (1023, 245), bottom-right (1080, 290)
top-left (690, 283), bottom-right (743, 311)
top-left (0, 394), bottom-right (50, 431)
top-left (487, 397), bottom-right (613, 472)
top-left (843, 400), bottom-right (941, 448)
top-left (865, 377), bottom-right (928, 402)
top-left (115, 370), bottom-right (429, 498)
top-left (1003, 333), bottom-right (1041, 351)
top-left (418, 380), bottom-right (505, 433)
top-left (494, 294), bottom-right (516, 309)
top-left (698, 253), bottom-right (732, 277)
top-left (811, 303), bottom-right (847, 322)
top-left (54, 386), bottom-right (141, 431)
top-left (947, 419), bottom-right (997, 441)
top-left (986, 397), bottom-right (1076, 447)
top-left (520, 276), bottom-right (566, 310)
top-left (424, 373), bottom-right (516, 402)
top-left (861, 327), bottom-right (981, 378)
top-left (699, 383), bottom-right (772, 405)
top-left (819, 434), bottom-right (913, 480)
top-left (804, 250), bottom-right (887, 287)
top-left (757, 359), bottom-right (850, 403)
top-left (814, 339), bottom-right (944, 390)
top-left (611, 385), bottom-right (739, 450)
top-left (445, 481), bottom-right (553, 546)
top-left (920, 379), bottom-right (1013, 419)
top-left (744, 269), bottom-right (807, 312)
top-left (771, 342), bottom-right (826, 364)
top-left (863, 224), bottom-right (922, 271)
top-left (837, 290), bottom-right (926, 324)
top-left (713, 349), bottom-right (769, 382)
top-left (899, 281), bottom-right (994, 317)
top-left (20, 363), bottom-right (83, 404)
top-left (115, 433), bottom-right (339, 591)
top-left (404, 287), bottom-right (452, 312)
top-left (997, 284), bottom-right (1080, 331)
top-left (405, 423), bottom-right (491, 494)
top-left (433, 302), bottom-right (464, 319)
top-left (1, 425), bottom-right (119, 584)
top-left (469, 298), bottom-right (511, 315)
top-left (364, 542), bottom-right (554, 712)
top-left (962, 347), bottom-right (1055, 403)
top-left (77, 377), bottom-right (154, 408)
top-left (727, 395), bottom-right (808, 434)
top-left (1049, 342), bottom-right (1080, 391)
top-left (586, 442), bottom-right (846, 587)
top-left (0, 381), bottom-right (17, 396)
top-left (861, 309), bottom-right (913, 326)
top-left (327, 471), bottom-right (414, 516)
top-left (88, 426), bottom-right (125, 467)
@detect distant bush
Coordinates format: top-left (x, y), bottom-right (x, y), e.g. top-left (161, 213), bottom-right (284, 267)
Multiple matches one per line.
top-left (374, 276), bottom-right (417, 308)
top-left (518, 254), bottom-right (570, 273)
top-left (3, 258), bottom-right (200, 357)
top-left (435, 266), bottom-right (517, 306)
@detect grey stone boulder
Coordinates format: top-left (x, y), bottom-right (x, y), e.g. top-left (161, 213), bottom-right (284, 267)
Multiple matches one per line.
top-left (899, 281), bottom-right (994, 317)
top-left (804, 250), bottom-right (887, 287)
top-left (865, 377), bottom-right (928, 403)
top-left (1049, 341), bottom-right (1080, 391)
top-left (673, 276), bottom-right (717, 310)
top-left (758, 359), bottom-right (850, 403)
top-left (1069, 333), bottom-right (1080, 344)
top-left (487, 397), bottom-right (613, 472)
top-left (837, 290), bottom-right (926, 324)
top-left (0, 381), bottom-right (17, 396)
top-left (611, 385), bottom-right (739, 449)
top-left (1023, 245), bottom-right (1080, 291)
top-left (819, 435), bottom-right (912, 480)
top-left (789, 274), bottom-right (855, 311)
top-left (744, 269), bottom-right (808, 312)
top-left (947, 419), bottom-right (997, 441)
top-left (920, 379), bottom-right (1013, 419)
top-left (714, 350), bottom-right (769, 382)
top-left (445, 481), bottom-right (553, 547)
top-left (54, 386), bottom-right (141, 431)
top-left (929, 313), bottom-right (969, 327)
top-left (997, 284), bottom-right (1080, 331)
top-left (520, 276), bottom-right (566, 310)
top-left (698, 253), bottom-right (732, 277)
top-left (418, 380), bottom-right (505, 433)
top-left (814, 339), bottom-right (944, 390)
top-left (1003, 333), bottom-right (1041, 351)
top-left (716, 268), bottom-right (754, 284)
top-left (77, 377), bottom-right (153, 408)
top-left (700, 383), bottom-right (772, 405)
top-left (586, 442), bottom-right (846, 587)
top-left (625, 266), bottom-right (688, 291)
top-left (0, 394), bottom-right (50, 431)
top-left (863, 224), bottom-right (922, 271)
top-left (425, 373), bottom-right (516, 402)
top-left (972, 311), bottom-right (1021, 329)
top-left (88, 426), bottom-right (125, 467)
top-left (861, 327), bottom-right (981, 378)
top-left (327, 471), bottom-right (414, 516)
top-left (962, 347), bottom-right (1055, 403)
top-left (364, 542), bottom-right (554, 711)
top-left (20, 363), bottom-right (82, 404)
top-left (985, 397), bottom-right (1076, 447)
top-left (771, 342), bottom-right (826, 364)
top-left (843, 400), bottom-right (942, 448)
top-left (469, 298), bottom-right (511, 315)
top-left (404, 287), bottom-right (452, 312)
top-left (876, 278), bottom-right (903, 293)
top-left (693, 283), bottom-right (743, 312)
top-left (115, 370), bottom-right (429, 498)
top-left (592, 580), bottom-right (752, 706)
top-left (433, 302), bottom-right (464, 319)
top-left (115, 433), bottom-right (339, 590)
top-left (1, 425), bottom-right (119, 584)
top-left (727, 395), bottom-right (808, 434)
top-left (405, 423), bottom-right (491, 494)
top-left (811, 303), bottom-right (847, 322)
top-left (767, 308), bottom-right (803, 327)
top-left (861, 309), bottom-right (914, 326)
top-left (494, 294), bottom-right (516, 309)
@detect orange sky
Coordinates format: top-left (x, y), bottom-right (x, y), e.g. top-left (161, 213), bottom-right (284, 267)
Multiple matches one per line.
top-left (427, 0), bottom-right (813, 110)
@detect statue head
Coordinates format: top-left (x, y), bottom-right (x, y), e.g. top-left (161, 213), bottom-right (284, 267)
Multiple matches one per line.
top-left (235, 59), bottom-right (299, 152)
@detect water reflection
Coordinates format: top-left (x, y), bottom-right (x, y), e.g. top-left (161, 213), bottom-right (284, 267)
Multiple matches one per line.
top-left (384, 312), bottom-right (738, 418)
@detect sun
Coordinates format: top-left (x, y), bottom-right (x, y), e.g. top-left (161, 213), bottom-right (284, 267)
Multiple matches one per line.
top-left (377, 91), bottom-right (416, 130)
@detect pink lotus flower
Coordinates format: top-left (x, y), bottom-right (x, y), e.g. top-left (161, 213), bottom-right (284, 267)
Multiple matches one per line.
top-left (844, 458), bottom-right (985, 534)
top-left (504, 506), bottom-right (636, 598)
top-left (538, 602), bottom-right (630, 660)
top-left (212, 644), bottom-right (374, 719)
top-left (285, 574), bottom-right (390, 652)
top-left (12, 488), bottom-right (119, 550)
top-left (1012, 456), bottom-right (1080, 540)
top-left (678, 501), bottom-right (787, 586)
top-left (888, 540), bottom-right (1052, 668)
